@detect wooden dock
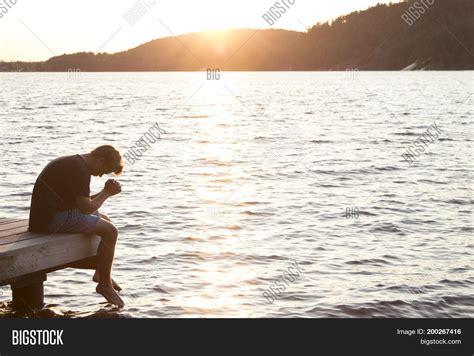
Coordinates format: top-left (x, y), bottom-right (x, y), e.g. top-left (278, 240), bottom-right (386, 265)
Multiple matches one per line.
top-left (0, 218), bottom-right (100, 311)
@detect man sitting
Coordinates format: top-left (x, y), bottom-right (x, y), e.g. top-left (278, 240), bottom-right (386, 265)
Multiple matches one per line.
top-left (29, 145), bottom-right (125, 308)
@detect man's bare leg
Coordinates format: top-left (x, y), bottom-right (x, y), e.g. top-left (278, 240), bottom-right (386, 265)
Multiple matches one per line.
top-left (67, 256), bottom-right (121, 291)
top-left (91, 214), bottom-right (122, 292)
top-left (99, 213), bottom-right (111, 222)
top-left (93, 271), bottom-right (122, 291)
top-left (93, 219), bottom-right (124, 308)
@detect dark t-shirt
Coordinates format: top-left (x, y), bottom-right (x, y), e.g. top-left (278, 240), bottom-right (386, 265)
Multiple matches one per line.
top-left (29, 155), bottom-right (91, 232)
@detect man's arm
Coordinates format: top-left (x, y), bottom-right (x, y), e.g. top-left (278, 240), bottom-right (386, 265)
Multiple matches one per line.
top-left (76, 179), bottom-right (121, 215)
top-left (90, 191), bottom-right (103, 200)
top-left (76, 190), bottom-right (111, 215)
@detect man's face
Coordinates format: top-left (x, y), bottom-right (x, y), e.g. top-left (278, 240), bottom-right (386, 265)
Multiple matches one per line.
top-left (91, 158), bottom-right (113, 177)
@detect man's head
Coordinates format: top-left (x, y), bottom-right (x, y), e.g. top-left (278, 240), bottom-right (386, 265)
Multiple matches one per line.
top-left (89, 145), bottom-right (124, 177)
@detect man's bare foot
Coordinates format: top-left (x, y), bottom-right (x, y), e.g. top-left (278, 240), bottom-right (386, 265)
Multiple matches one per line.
top-left (96, 283), bottom-right (125, 308)
top-left (93, 271), bottom-right (122, 291)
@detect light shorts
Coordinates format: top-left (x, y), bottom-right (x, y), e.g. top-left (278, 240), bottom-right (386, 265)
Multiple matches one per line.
top-left (48, 208), bottom-right (100, 234)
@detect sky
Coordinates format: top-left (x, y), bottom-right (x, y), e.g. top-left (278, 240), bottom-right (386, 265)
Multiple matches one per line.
top-left (0, 0), bottom-right (398, 61)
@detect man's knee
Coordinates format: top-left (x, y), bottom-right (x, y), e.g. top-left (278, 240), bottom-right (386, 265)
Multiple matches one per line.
top-left (100, 213), bottom-right (111, 222)
top-left (105, 225), bottom-right (118, 241)
top-left (95, 221), bottom-right (118, 241)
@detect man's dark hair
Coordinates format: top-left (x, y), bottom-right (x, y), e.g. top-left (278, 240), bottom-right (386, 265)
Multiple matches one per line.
top-left (91, 145), bottom-right (124, 175)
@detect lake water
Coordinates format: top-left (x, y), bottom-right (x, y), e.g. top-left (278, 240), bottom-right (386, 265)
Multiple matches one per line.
top-left (0, 72), bottom-right (472, 318)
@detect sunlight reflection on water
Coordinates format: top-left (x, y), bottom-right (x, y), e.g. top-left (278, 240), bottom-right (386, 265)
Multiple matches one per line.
top-left (0, 72), bottom-right (472, 318)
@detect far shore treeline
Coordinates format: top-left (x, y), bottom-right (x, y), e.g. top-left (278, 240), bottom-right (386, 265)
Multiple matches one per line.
top-left (1, 0), bottom-right (472, 72)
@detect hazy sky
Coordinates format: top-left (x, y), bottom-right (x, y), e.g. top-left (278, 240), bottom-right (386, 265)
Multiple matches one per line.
top-left (0, 0), bottom-right (397, 61)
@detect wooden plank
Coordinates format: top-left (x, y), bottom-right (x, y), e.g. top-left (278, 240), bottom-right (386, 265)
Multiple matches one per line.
top-left (0, 219), bottom-right (28, 229)
top-left (0, 231), bottom-right (50, 247)
top-left (0, 226), bottom-right (29, 240)
top-left (0, 219), bottom-right (24, 227)
top-left (0, 225), bottom-right (29, 239)
top-left (0, 218), bottom-right (22, 225)
top-left (0, 233), bottom-right (100, 285)
top-left (0, 225), bottom-right (29, 238)
top-left (0, 220), bottom-right (28, 233)
top-left (0, 233), bottom-right (71, 254)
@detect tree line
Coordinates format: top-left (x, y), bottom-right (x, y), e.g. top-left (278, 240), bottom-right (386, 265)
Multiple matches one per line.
top-left (1, 0), bottom-right (472, 72)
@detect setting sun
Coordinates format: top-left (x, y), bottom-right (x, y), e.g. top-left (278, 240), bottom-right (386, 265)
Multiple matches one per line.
top-left (0, 0), bottom-right (396, 61)
top-left (0, 0), bottom-right (472, 350)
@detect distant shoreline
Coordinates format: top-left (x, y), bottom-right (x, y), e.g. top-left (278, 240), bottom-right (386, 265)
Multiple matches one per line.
top-left (1, 1), bottom-right (472, 72)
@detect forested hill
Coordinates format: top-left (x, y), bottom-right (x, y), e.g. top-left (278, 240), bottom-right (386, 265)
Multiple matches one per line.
top-left (306, 0), bottom-right (473, 70)
top-left (2, 0), bottom-right (472, 71)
